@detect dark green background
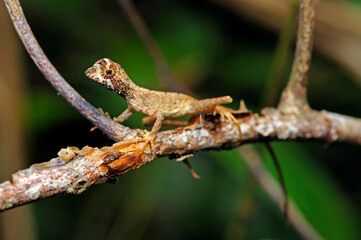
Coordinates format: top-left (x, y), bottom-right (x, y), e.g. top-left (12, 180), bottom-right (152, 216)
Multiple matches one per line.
top-left (5, 0), bottom-right (361, 239)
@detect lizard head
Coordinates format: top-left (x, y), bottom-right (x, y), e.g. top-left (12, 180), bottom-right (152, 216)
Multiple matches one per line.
top-left (85, 58), bottom-right (134, 97)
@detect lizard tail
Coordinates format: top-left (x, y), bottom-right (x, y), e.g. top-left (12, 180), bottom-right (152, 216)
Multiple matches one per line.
top-left (194, 96), bottom-right (233, 111)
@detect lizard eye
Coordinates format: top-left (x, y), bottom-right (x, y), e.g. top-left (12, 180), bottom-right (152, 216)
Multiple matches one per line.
top-left (106, 70), bottom-right (113, 75)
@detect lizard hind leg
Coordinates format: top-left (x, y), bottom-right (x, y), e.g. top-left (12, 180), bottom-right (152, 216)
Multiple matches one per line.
top-left (213, 106), bottom-right (242, 139)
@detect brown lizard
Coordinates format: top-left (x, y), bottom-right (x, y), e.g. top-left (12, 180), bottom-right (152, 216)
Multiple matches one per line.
top-left (85, 58), bottom-right (242, 152)
top-left (85, 59), bottom-right (288, 219)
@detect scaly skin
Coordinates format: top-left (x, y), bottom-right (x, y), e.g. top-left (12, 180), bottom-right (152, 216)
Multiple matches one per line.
top-left (85, 58), bottom-right (239, 152)
top-left (85, 58), bottom-right (232, 118)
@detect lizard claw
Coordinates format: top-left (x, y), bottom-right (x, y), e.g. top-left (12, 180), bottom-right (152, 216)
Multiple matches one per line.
top-left (213, 105), bottom-right (242, 139)
top-left (136, 129), bottom-right (150, 136)
top-left (98, 107), bottom-right (111, 118)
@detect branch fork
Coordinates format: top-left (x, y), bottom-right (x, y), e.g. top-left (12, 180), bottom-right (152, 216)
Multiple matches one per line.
top-left (278, 0), bottom-right (315, 113)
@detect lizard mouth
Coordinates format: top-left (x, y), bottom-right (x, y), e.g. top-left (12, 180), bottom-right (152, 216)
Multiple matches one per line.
top-left (85, 67), bottom-right (94, 78)
top-left (85, 66), bottom-right (97, 79)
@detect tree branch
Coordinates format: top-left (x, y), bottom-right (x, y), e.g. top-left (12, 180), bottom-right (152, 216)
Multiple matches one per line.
top-left (0, 146), bottom-right (118, 211)
top-left (278, 0), bottom-right (315, 112)
top-left (4, 0), bottom-right (137, 142)
top-left (1, 107), bottom-right (361, 211)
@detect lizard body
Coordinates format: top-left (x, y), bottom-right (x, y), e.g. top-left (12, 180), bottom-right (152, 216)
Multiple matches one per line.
top-left (85, 58), bottom-right (238, 151)
top-left (127, 87), bottom-right (232, 118)
top-left (85, 58), bottom-right (232, 118)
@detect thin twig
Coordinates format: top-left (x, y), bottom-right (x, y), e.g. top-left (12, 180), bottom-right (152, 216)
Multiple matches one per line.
top-left (238, 146), bottom-right (324, 240)
top-left (278, 0), bottom-right (315, 112)
top-left (4, 0), bottom-right (137, 142)
top-left (264, 142), bottom-right (288, 222)
top-left (117, 0), bottom-right (194, 96)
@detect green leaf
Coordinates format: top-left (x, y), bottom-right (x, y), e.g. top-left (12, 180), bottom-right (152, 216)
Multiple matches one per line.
top-left (261, 142), bottom-right (361, 240)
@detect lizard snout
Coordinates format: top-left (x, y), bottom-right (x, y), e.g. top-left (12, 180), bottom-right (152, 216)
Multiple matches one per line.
top-left (85, 66), bottom-right (97, 79)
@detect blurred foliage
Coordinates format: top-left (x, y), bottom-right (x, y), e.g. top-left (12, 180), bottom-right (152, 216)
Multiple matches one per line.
top-left (259, 143), bottom-right (361, 240)
top-left (2, 0), bottom-right (361, 239)
top-left (349, 0), bottom-right (361, 4)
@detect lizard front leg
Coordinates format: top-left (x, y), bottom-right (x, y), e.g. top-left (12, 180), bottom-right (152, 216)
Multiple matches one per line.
top-left (114, 106), bottom-right (134, 124)
top-left (150, 113), bottom-right (164, 133)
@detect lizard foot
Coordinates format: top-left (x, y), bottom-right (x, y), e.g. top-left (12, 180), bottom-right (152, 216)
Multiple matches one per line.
top-left (212, 105), bottom-right (242, 139)
top-left (135, 129), bottom-right (156, 156)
